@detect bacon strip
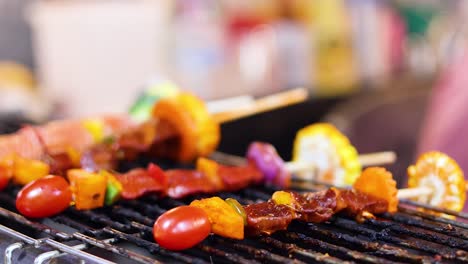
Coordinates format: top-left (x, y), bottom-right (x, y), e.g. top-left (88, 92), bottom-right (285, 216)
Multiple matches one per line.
top-left (0, 126), bottom-right (44, 161)
top-left (0, 115), bottom-right (134, 162)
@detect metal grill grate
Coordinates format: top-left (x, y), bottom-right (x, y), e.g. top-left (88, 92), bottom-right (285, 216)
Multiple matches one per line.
top-left (1, 181), bottom-right (468, 264)
top-left (0, 119), bottom-right (467, 264)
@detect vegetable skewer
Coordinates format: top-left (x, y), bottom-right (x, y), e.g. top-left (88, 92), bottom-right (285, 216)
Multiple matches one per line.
top-left (0, 89), bottom-right (395, 171)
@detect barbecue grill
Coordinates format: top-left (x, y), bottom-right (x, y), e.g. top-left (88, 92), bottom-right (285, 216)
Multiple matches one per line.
top-left (1, 119), bottom-right (468, 264)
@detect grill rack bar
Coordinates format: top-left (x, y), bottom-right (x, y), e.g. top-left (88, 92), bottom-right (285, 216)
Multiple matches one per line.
top-left (0, 194), bottom-right (163, 264)
top-left (0, 222), bottom-right (114, 264)
top-left (293, 221), bottom-right (431, 263)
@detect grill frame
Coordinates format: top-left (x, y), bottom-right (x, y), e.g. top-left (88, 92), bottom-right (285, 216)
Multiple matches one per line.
top-left (1, 176), bottom-right (468, 264)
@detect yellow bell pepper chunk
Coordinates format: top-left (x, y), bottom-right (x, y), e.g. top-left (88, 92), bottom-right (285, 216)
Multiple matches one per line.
top-left (82, 118), bottom-right (105, 143)
top-left (190, 197), bottom-right (244, 240)
top-left (13, 156), bottom-right (50, 185)
top-left (196, 157), bottom-right (223, 190)
top-left (271, 191), bottom-right (294, 207)
top-left (67, 169), bottom-right (107, 210)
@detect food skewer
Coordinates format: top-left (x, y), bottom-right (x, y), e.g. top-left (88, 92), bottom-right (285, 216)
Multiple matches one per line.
top-left (153, 157), bottom-right (467, 251)
top-left (245, 142), bottom-right (466, 212)
top-left (0, 90), bottom-right (396, 184)
top-left (8, 132), bottom-right (465, 222)
top-left (136, 88), bottom-right (395, 168)
top-left (151, 166), bottom-right (398, 251)
top-left (0, 89), bottom-right (306, 162)
top-left (211, 87), bottom-right (309, 123)
top-left (0, 90), bottom-right (400, 207)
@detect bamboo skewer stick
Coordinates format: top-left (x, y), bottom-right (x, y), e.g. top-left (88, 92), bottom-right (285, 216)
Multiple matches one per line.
top-left (397, 186), bottom-right (433, 199)
top-left (212, 87), bottom-right (309, 123)
top-left (210, 88), bottom-right (396, 169)
top-left (357, 151), bottom-right (397, 166)
top-left (284, 151), bottom-right (397, 174)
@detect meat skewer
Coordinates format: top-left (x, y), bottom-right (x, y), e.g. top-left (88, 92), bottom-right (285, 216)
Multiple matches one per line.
top-left (153, 156), bottom-right (468, 252)
top-left (153, 167), bottom-right (398, 251)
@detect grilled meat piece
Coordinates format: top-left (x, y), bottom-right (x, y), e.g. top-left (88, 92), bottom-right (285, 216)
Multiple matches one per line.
top-left (47, 153), bottom-right (75, 175)
top-left (36, 115), bottom-right (133, 156)
top-left (272, 188), bottom-right (389, 225)
top-left (217, 164), bottom-right (263, 191)
top-left (0, 126), bottom-right (44, 161)
top-left (244, 201), bottom-right (296, 235)
top-left (166, 169), bottom-right (218, 199)
top-left (289, 189), bottom-right (338, 222)
top-left (80, 144), bottom-right (118, 172)
top-left (336, 189), bottom-right (389, 220)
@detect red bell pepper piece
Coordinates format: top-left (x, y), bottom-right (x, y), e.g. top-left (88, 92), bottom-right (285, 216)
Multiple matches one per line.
top-left (165, 169), bottom-right (218, 199)
top-left (217, 164), bottom-right (263, 192)
top-left (147, 163), bottom-right (168, 190)
top-left (117, 165), bottom-right (167, 199)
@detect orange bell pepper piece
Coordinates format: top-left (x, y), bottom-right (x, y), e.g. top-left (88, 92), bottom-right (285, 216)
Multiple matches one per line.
top-left (67, 169), bottom-right (107, 210)
top-left (353, 167), bottom-right (398, 213)
top-left (152, 92), bottom-right (220, 162)
top-left (190, 197), bottom-right (244, 239)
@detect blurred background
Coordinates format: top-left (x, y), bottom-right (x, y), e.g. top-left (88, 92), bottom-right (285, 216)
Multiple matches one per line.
top-left (1, 0), bottom-right (468, 183)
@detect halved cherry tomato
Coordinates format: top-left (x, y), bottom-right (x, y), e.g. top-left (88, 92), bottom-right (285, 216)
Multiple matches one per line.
top-left (153, 206), bottom-right (211, 251)
top-left (16, 175), bottom-right (72, 218)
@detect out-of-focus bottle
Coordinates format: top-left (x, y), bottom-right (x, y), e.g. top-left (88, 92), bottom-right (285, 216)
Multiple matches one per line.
top-left (171, 0), bottom-right (230, 100)
top-left (293, 0), bottom-right (359, 96)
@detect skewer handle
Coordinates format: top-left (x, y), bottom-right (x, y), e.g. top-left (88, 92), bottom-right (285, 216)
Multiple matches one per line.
top-left (284, 161), bottom-right (315, 173)
top-left (397, 186), bottom-right (433, 199)
top-left (285, 151), bottom-right (397, 174)
top-left (358, 151), bottom-right (397, 167)
top-left (212, 88), bottom-right (308, 124)
top-left (206, 96), bottom-right (255, 114)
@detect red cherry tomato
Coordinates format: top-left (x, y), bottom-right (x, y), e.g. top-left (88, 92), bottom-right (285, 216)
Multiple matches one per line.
top-left (16, 175), bottom-right (72, 218)
top-left (153, 206), bottom-right (211, 251)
